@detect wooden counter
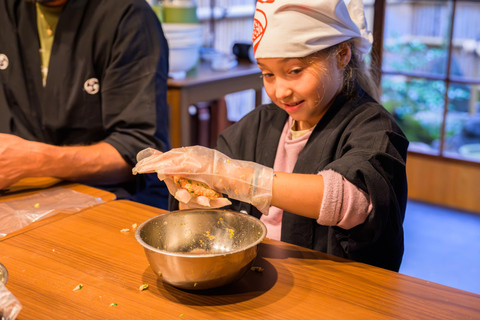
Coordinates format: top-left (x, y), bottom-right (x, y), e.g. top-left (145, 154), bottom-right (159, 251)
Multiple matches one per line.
top-left (0, 178), bottom-right (116, 202)
top-left (1, 200), bottom-right (479, 319)
top-left (167, 61), bottom-right (263, 148)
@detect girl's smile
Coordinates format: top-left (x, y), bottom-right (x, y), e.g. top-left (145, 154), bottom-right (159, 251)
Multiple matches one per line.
top-left (282, 100), bottom-right (305, 112)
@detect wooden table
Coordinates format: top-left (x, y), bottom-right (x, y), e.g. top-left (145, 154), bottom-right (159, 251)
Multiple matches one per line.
top-left (0, 178), bottom-right (116, 202)
top-left (0, 178), bottom-right (116, 241)
top-left (167, 60), bottom-right (263, 148)
top-left (1, 200), bottom-right (479, 319)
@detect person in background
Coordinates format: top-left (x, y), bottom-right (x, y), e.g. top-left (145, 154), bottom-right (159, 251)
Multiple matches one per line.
top-left (133, 0), bottom-right (408, 271)
top-left (0, 0), bottom-right (171, 208)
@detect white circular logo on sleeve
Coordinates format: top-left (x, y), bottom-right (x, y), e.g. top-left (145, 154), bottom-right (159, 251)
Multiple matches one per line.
top-left (0, 54), bottom-right (9, 70)
top-left (84, 78), bottom-right (100, 95)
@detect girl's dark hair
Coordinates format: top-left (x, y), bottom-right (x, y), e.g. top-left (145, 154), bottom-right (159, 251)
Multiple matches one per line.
top-left (341, 40), bottom-right (380, 101)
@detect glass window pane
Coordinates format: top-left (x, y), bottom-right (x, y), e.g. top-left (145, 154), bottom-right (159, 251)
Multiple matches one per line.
top-left (363, 0), bottom-right (375, 29)
top-left (363, 0), bottom-right (374, 68)
top-left (383, 0), bottom-right (452, 78)
top-left (443, 84), bottom-right (480, 162)
top-left (381, 75), bottom-right (444, 155)
top-left (450, 1), bottom-right (480, 81)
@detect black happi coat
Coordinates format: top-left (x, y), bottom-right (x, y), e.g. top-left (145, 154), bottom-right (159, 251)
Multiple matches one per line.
top-left (217, 86), bottom-right (409, 271)
top-left (0, 0), bottom-right (170, 207)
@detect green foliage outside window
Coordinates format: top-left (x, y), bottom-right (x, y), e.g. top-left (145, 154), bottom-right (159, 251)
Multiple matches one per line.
top-left (381, 40), bottom-right (471, 149)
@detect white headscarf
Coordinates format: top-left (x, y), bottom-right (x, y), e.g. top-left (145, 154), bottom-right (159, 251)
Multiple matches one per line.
top-left (253, 0), bottom-right (373, 59)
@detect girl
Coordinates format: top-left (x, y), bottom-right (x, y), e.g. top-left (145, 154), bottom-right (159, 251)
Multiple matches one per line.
top-left (134, 0), bottom-right (408, 272)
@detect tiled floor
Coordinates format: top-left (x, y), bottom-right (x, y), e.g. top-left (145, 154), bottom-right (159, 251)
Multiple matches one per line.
top-left (400, 200), bottom-right (480, 295)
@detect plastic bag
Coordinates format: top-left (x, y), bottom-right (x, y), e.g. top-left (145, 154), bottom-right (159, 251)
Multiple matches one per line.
top-left (0, 281), bottom-right (22, 320)
top-left (0, 187), bottom-right (104, 238)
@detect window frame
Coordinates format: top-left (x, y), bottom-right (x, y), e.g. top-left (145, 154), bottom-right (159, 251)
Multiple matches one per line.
top-left (372, 0), bottom-right (480, 165)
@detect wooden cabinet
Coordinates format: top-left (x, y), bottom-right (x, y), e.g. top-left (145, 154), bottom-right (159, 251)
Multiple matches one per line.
top-left (406, 152), bottom-right (480, 214)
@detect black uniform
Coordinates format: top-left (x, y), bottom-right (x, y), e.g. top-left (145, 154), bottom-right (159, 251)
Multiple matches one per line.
top-left (216, 85), bottom-right (409, 271)
top-left (0, 0), bottom-right (170, 208)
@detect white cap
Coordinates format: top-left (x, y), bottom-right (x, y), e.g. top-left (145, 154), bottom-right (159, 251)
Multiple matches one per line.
top-left (253, 0), bottom-right (373, 59)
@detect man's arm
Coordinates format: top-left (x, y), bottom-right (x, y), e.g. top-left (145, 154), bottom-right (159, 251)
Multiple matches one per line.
top-left (0, 133), bottom-right (132, 189)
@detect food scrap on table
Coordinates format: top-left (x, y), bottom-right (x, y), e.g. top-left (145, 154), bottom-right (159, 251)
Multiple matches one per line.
top-left (139, 284), bottom-right (149, 291)
top-left (132, 223), bottom-right (138, 229)
top-left (73, 284), bottom-right (83, 291)
top-left (251, 267), bottom-right (264, 273)
top-left (120, 228), bottom-right (130, 233)
top-left (110, 303), bottom-right (117, 307)
top-left (34, 203), bottom-right (40, 208)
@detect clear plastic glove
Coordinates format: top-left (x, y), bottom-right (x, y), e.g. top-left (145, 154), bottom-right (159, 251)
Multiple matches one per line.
top-left (134, 148), bottom-right (233, 210)
top-left (132, 146), bottom-right (274, 215)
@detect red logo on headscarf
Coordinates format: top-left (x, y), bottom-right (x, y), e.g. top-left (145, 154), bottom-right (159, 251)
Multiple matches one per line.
top-left (253, 9), bottom-right (267, 54)
top-left (257, 0), bottom-right (275, 3)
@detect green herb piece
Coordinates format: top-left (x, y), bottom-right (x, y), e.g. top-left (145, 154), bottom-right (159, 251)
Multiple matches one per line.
top-left (110, 303), bottom-right (117, 307)
top-left (73, 284), bottom-right (83, 291)
top-left (139, 284), bottom-right (149, 291)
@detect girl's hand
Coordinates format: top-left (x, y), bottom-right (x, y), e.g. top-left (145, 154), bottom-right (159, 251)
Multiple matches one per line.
top-left (133, 146), bottom-right (274, 215)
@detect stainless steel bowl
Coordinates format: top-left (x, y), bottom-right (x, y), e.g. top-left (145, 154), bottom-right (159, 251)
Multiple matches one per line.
top-left (0, 263), bottom-right (8, 285)
top-left (135, 209), bottom-right (266, 290)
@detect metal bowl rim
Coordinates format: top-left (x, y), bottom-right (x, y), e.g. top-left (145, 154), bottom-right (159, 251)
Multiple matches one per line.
top-left (0, 262), bottom-right (8, 285)
top-left (135, 209), bottom-right (267, 258)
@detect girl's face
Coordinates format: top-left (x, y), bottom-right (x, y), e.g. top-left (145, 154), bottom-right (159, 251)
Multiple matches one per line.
top-left (257, 53), bottom-right (343, 130)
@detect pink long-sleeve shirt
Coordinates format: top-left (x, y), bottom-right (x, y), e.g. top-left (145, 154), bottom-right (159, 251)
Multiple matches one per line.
top-left (261, 117), bottom-right (373, 240)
